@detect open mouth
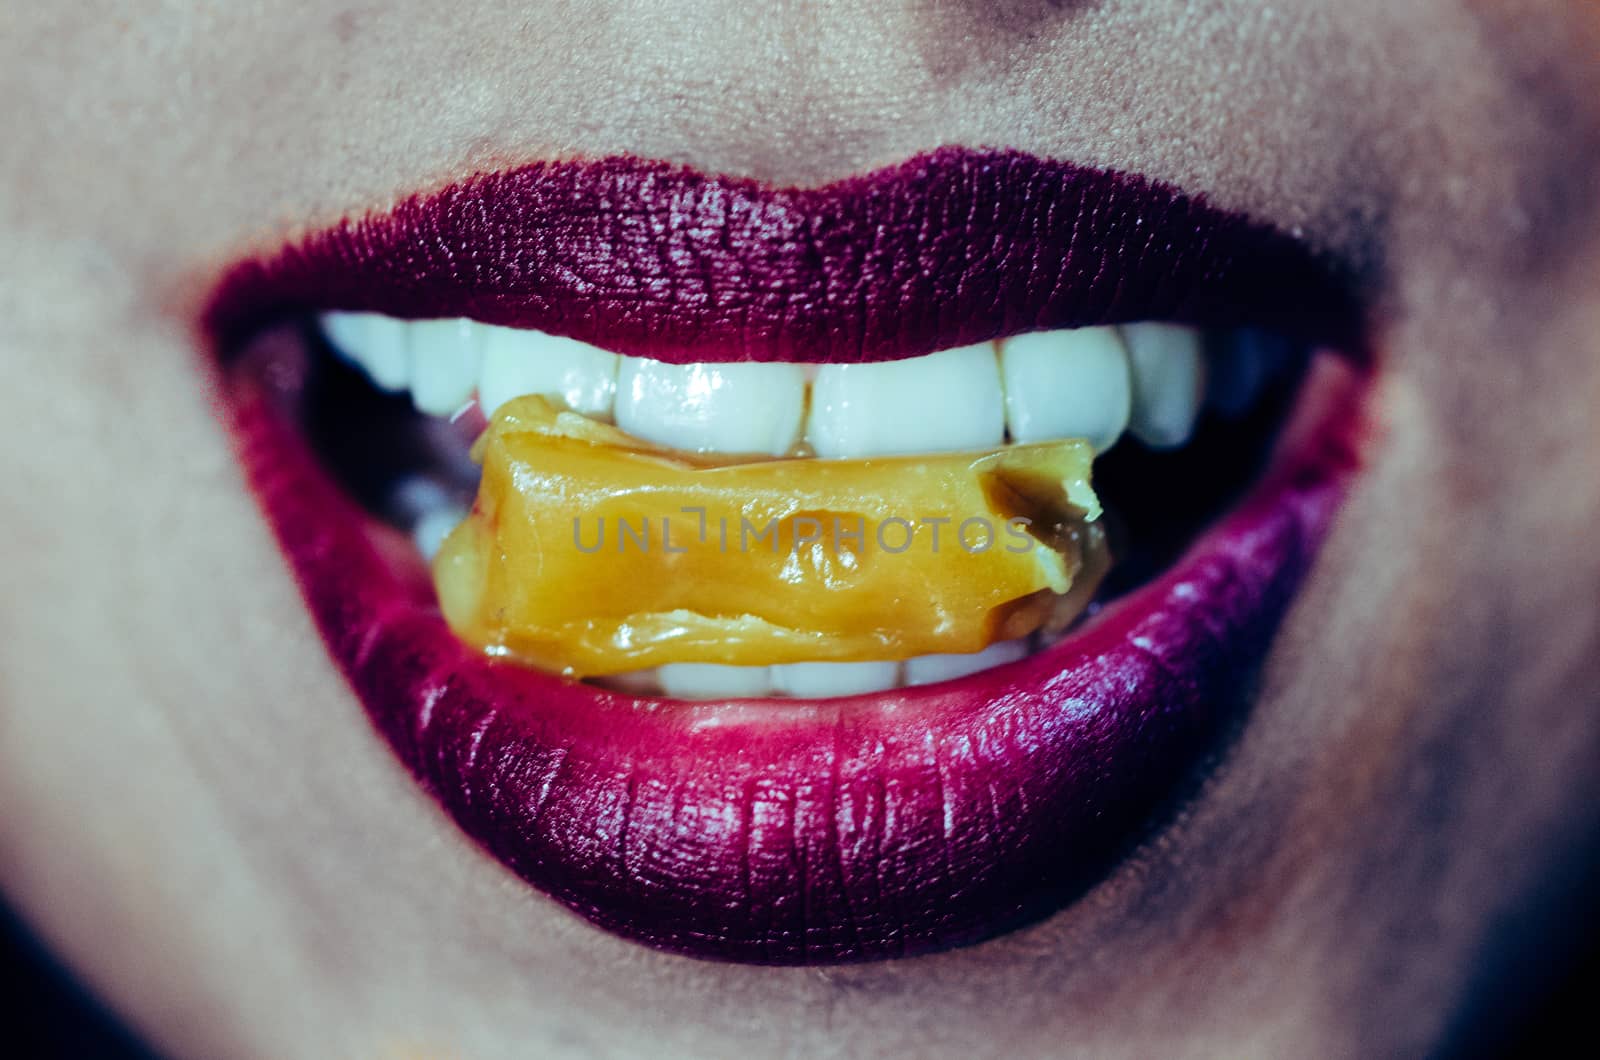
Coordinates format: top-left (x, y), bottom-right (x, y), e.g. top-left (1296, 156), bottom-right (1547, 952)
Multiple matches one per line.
top-left (206, 147), bottom-right (1368, 964)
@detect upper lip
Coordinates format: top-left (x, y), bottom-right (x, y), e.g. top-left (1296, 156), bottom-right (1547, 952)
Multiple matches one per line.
top-left (205, 146), bottom-right (1361, 363)
top-left (211, 146), bottom-right (1367, 965)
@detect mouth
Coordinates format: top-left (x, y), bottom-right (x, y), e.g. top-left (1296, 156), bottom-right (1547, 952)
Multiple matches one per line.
top-left (206, 147), bottom-right (1368, 964)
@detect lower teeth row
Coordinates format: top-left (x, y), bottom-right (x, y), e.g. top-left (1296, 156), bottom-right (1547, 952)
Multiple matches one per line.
top-left (602, 637), bottom-right (1040, 699)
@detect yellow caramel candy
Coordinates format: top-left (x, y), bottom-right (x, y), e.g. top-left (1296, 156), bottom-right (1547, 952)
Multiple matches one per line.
top-left (433, 396), bottom-right (1107, 677)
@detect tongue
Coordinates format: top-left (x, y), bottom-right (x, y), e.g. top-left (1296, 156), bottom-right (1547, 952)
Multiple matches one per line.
top-left (433, 396), bottom-right (1106, 678)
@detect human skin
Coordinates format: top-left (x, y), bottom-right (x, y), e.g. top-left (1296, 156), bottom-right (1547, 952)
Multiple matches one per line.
top-left (1, 0), bottom-right (1598, 1056)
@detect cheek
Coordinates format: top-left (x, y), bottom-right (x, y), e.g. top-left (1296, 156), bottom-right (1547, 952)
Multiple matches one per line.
top-left (0, 239), bottom-right (321, 769)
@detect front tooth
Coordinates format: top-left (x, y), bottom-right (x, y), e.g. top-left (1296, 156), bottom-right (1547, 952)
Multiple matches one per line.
top-left (615, 359), bottom-right (806, 455)
top-left (1121, 323), bottom-right (1205, 449)
top-left (903, 639), bottom-right (1030, 687)
top-left (477, 325), bottom-right (619, 419)
top-left (320, 311), bottom-right (410, 392)
top-left (769, 660), bottom-right (901, 698)
top-left (807, 343), bottom-right (1006, 458)
top-left (657, 663), bottom-right (773, 699)
top-left (597, 669), bottom-right (663, 696)
top-left (409, 318), bottom-right (485, 416)
top-left (999, 326), bottom-right (1132, 452)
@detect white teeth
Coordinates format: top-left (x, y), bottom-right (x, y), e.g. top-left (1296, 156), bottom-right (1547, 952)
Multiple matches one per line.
top-left (321, 311), bottom-right (411, 392)
top-left (657, 663), bottom-right (774, 699)
top-left (477, 325), bottom-right (619, 419)
top-left (998, 326), bottom-right (1132, 452)
top-left (413, 504), bottom-right (468, 562)
top-left (624, 641), bottom-right (1036, 699)
top-left (596, 670), bottom-right (664, 696)
top-left (321, 316), bottom-right (1238, 462)
top-left (408, 318), bottom-right (484, 416)
top-left (615, 359), bottom-right (807, 455)
top-left (321, 314), bottom-right (1302, 699)
top-left (769, 660), bottom-right (901, 698)
top-left (903, 639), bottom-right (1031, 687)
top-left (807, 343), bottom-right (1006, 458)
top-left (1121, 322), bottom-right (1205, 449)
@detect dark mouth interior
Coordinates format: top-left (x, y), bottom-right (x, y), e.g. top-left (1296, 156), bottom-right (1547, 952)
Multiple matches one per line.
top-left (1093, 335), bottom-right (1307, 599)
top-left (267, 321), bottom-right (1311, 628)
top-left (298, 323), bottom-right (482, 528)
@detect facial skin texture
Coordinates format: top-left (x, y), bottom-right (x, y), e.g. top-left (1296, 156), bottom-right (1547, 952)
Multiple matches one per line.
top-left (1, 0), bottom-right (1598, 1056)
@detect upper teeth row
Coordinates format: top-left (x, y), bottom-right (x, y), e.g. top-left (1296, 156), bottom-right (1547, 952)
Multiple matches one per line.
top-left (320, 313), bottom-right (1250, 457)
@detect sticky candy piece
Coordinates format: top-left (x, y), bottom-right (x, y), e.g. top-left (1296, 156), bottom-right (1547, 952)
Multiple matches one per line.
top-left (434, 396), bottom-right (1106, 677)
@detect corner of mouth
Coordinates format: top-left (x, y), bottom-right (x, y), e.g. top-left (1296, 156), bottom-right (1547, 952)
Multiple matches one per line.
top-left (206, 145), bottom-right (1373, 964)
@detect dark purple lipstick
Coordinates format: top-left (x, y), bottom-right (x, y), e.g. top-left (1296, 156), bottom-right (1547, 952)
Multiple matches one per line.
top-left (210, 148), bottom-right (1367, 963)
top-left (207, 147), bottom-right (1359, 361)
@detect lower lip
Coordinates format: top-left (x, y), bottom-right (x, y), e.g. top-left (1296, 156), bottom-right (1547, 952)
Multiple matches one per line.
top-left (227, 354), bottom-right (1364, 965)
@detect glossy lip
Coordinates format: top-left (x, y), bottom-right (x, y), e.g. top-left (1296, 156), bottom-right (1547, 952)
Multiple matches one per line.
top-left (205, 146), bottom-right (1361, 361)
top-left (210, 148), bottom-right (1367, 964)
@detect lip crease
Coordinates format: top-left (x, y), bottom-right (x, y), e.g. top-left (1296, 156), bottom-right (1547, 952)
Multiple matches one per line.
top-left (210, 147), bottom-right (1368, 964)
